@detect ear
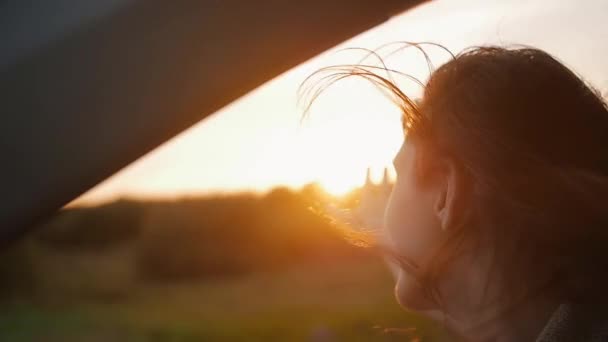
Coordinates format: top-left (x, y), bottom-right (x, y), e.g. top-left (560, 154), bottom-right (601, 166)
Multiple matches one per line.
top-left (434, 158), bottom-right (464, 232)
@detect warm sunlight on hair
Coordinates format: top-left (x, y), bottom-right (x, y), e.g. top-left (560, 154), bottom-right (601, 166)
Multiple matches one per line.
top-left (296, 72), bottom-right (404, 196)
top-left (296, 43), bottom-right (451, 197)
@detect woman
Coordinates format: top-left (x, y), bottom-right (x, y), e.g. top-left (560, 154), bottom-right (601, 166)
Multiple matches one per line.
top-left (305, 46), bottom-right (608, 341)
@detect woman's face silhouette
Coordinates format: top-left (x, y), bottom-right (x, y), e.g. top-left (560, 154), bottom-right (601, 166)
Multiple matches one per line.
top-left (385, 141), bottom-right (444, 311)
top-left (385, 141), bottom-right (490, 322)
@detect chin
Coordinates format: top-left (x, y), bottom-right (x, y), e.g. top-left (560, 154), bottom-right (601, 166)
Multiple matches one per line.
top-left (394, 271), bottom-right (438, 312)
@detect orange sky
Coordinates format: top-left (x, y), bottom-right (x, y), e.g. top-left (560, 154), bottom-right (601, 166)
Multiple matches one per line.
top-left (72, 0), bottom-right (608, 205)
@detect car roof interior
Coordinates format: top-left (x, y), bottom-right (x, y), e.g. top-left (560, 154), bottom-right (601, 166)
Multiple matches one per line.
top-left (0, 0), bottom-right (425, 245)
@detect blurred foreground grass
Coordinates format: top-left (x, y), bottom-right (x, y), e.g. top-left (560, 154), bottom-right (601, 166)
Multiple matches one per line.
top-left (1, 260), bottom-right (447, 341)
top-left (0, 189), bottom-right (448, 341)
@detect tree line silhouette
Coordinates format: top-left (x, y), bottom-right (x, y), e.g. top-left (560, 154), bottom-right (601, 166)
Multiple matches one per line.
top-left (0, 184), bottom-right (371, 296)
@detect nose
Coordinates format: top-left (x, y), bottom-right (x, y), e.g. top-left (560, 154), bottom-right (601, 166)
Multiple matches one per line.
top-left (383, 175), bottom-right (399, 227)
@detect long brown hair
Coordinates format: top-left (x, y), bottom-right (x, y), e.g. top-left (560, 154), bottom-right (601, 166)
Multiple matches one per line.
top-left (302, 44), bottom-right (608, 307)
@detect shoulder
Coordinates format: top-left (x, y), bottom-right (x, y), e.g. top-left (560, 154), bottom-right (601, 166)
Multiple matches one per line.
top-left (536, 303), bottom-right (608, 342)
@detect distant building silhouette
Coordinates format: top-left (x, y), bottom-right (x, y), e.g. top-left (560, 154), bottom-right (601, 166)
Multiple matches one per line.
top-left (356, 167), bottom-right (399, 278)
top-left (356, 167), bottom-right (392, 231)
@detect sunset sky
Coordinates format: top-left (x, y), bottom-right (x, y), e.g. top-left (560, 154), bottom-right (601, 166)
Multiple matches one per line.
top-left (73, 0), bottom-right (608, 205)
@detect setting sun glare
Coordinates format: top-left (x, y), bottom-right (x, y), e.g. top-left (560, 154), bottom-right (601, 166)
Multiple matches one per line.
top-left (73, 26), bottom-right (412, 205)
top-left (72, 0), bottom-right (608, 206)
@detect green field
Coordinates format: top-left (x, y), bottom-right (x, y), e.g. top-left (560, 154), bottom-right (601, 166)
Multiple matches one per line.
top-left (0, 191), bottom-right (448, 341)
top-left (0, 259), bottom-right (448, 341)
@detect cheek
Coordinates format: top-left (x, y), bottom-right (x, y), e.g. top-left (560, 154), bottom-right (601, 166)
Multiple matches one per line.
top-left (384, 179), bottom-right (439, 263)
top-left (384, 178), bottom-right (444, 313)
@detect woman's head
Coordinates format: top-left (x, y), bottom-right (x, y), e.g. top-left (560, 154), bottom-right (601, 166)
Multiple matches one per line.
top-left (305, 45), bottom-right (608, 326)
top-left (388, 46), bottom-right (608, 313)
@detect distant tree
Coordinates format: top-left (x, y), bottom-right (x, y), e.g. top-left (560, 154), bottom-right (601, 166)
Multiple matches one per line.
top-left (36, 199), bottom-right (143, 251)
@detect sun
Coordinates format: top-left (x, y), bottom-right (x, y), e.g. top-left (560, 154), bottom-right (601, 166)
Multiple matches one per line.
top-left (318, 171), bottom-right (364, 196)
top-left (292, 77), bottom-right (404, 198)
top-left (71, 34), bottom-right (408, 206)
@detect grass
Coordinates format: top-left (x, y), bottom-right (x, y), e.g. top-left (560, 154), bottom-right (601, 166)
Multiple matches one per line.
top-left (0, 258), bottom-right (447, 341)
top-left (0, 193), bottom-right (451, 341)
